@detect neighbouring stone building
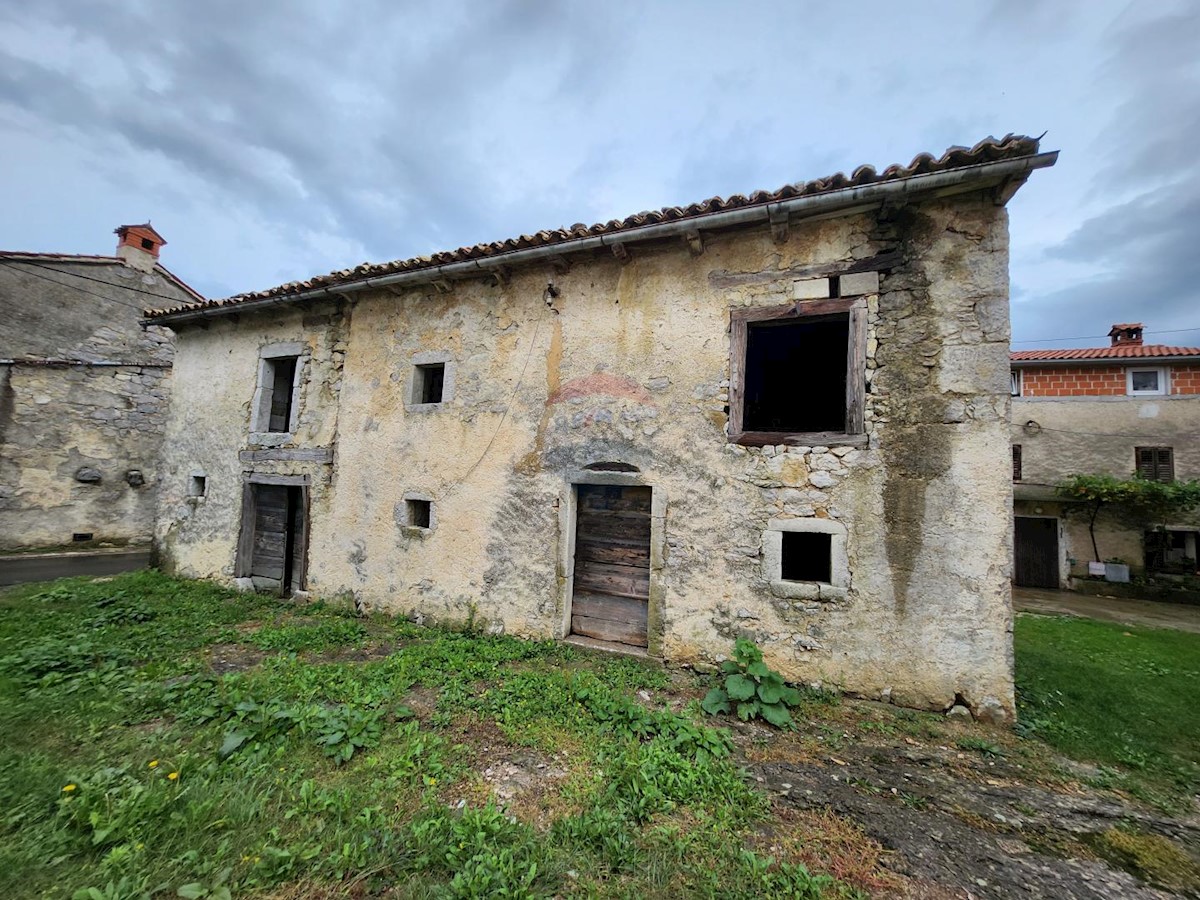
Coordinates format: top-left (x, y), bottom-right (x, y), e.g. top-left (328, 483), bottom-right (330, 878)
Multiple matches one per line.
top-left (0, 225), bottom-right (201, 551)
top-left (147, 136), bottom-right (1055, 719)
top-left (1011, 324), bottom-right (1200, 587)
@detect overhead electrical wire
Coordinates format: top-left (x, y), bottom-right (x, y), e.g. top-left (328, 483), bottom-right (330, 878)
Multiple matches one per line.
top-left (1012, 327), bottom-right (1200, 344)
top-left (0, 258), bottom-right (197, 310)
top-left (0, 260), bottom-right (169, 315)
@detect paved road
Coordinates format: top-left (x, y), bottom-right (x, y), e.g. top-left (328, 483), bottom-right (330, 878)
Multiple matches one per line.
top-left (0, 548), bottom-right (151, 587)
top-left (1014, 586), bottom-right (1200, 633)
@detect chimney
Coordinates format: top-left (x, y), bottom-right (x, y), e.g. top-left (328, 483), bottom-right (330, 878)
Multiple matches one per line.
top-left (1109, 323), bottom-right (1144, 347)
top-left (114, 223), bottom-right (166, 273)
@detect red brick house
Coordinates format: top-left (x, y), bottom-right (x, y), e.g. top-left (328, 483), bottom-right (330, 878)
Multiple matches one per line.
top-left (1010, 324), bottom-right (1200, 587)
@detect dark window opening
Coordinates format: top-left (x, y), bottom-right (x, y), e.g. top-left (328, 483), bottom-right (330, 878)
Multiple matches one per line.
top-left (72, 532), bottom-right (93, 542)
top-left (140, 237), bottom-right (155, 250)
top-left (406, 499), bottom-right (432, 529)
top-left (414, 363), bottom-right (446, 404)
top-left (1136, 447), bottom-right (1174, 482)
top-left (189, 475), bottom-right (207, 497)
top-left (266, 357), bottom-right (298, 433)
top-left (744, 316), bottom-right (848, 433)
top-left (781, 531), bottom-right (832, 583)
top-left (1012, 445), bottom-right (1022, 482)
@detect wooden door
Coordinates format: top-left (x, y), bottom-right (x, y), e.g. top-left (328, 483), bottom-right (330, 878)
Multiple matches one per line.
top-left (571, 485), bottom-right (652, 647)
top-left (1014, 517), bottom-right (1058, 588)
top-left (245, 484), bottom-right (307, 595)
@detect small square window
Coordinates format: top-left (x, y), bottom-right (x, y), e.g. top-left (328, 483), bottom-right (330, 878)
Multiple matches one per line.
top-left (781, 531), bottom-right (832, 583)
top-left (140, 237), bottom-right (155, 250)
top-left (406, 498), bottom-right (432, 529)
top-left (189, 475), bottom-right (207, 498)
top-left (1127, 368), bottom-right (1166, 396)
top-left (72, 532), bottom-right (94, 542)
top-left (413, 363), bottom-right (446, 405)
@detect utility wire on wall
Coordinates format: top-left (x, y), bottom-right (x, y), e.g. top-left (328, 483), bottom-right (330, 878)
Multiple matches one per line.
top-left (0, 259), bottom-right (195, 311)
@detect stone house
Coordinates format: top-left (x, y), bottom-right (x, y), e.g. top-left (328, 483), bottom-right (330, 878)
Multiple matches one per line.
top-left (0, 225), bottom-right (201, 551)
top-left (147, 136), bottom-right (1055, 720)
top-left (1011, 324), bottom-right (1200, 587)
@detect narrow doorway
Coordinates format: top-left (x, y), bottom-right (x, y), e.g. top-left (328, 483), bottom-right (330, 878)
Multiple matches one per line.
top-left (241, 482), bottom-right (308, 595)
top-left (1014, 516), bottom-right (1059, 588)
top-left (571, 485), bottom-right (652, 647)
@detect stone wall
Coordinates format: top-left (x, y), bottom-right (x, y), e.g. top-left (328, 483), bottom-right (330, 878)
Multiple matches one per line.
top-left (158, 192), bottom-right (1016, 719)
top-left (0, 259), bottom-right (192, 550)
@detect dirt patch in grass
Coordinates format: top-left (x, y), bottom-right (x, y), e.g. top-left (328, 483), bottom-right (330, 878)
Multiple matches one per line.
top-left (207, 641), bottom-right (268, 674)
top-left (744, 695), bottom-right (1199, 899)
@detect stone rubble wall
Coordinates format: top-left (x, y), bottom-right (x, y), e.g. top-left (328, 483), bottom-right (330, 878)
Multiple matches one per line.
top-left (0, 259), bottom-right (190, 550)
top-left (158, 193), bottom-right (1016, 719)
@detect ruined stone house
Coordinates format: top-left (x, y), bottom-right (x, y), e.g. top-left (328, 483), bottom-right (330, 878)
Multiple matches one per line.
top-left (146, 136), bottom-right (1056, 719)
top-left (1011, 323), bottom-right (1200, 587)
top-left (0, 225), bottom-right (201, 551)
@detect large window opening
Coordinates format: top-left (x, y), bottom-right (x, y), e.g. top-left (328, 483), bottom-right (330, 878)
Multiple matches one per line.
top-left (743, 317), bottom-right (848, 433)
top-left (729, 297), bottom-right (866, 445)
top-left (781, 531), bottom-right (832, 582)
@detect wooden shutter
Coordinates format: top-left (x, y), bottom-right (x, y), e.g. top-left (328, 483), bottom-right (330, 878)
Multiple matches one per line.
top-left (1012, 445), bottom-right (1022, 482)
top-left (1136, 447), bottom-right (1174, 482)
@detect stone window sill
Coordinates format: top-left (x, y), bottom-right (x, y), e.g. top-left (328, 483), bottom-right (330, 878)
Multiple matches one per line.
top-left (769, 580), bottom-right (846, 602)
top-left (249, 432), bottom-right (293, 447)
top-left (734, 431), bottom-right (867, 449)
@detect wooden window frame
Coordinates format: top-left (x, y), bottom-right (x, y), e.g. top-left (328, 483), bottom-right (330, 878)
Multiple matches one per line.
top-left (1135, 446), bottom-right (1174, 483)
top-left (728, 296), bottom-right (867, 447)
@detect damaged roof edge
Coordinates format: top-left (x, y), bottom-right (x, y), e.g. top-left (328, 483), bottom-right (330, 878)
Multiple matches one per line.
top-left (145, 149), bottom-right (1057, 328)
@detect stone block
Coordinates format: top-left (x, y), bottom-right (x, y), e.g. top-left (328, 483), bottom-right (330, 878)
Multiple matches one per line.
top-left (840, 271), bottom-right (879, 295)
top-left (792, 277), bottom-right (830, 300)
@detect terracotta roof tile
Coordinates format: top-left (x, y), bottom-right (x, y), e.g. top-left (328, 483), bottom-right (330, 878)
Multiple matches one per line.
top-left (1011, 346), bottom-right (1200, 361)
top-left (146, 134), bottom-right (1045, 319)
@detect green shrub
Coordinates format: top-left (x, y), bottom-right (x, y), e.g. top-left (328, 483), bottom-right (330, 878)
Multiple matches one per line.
top-left (701, 638), bottom-right (802, 728)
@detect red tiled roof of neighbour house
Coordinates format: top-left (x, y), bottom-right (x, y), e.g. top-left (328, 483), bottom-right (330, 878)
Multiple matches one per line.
top-left (1011, 346), bottom-right (1200, 361)
top-left (0, 250), bottom-right (206, 304)
top-left (144, 133), bottom-right (1051, 320)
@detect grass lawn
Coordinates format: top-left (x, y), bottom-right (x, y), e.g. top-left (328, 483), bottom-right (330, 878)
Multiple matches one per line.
top-left (1014, 612), bottom-right (1200, 810)
top-left (4, 572), bottom-right (1196, 899)
top-left (0, 572), bottom-right (869, 900)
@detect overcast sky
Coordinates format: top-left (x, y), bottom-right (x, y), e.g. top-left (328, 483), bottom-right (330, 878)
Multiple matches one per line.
top-left (1, 1), bottom-right (1196, 348)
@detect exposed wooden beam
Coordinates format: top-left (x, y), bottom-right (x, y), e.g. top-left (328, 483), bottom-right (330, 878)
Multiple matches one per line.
top-left (769, 207), bottom-right (789, 244)
top-left (611, 242), bottom-right (630, 264)
top-left (488, 266), bottom-right (511, 286)
top-left (432, 279), bottom-right (453, 294)
top-left (992, 174), bottom-right (1030, 207)
top-left (684, 230), bottom-right (704, 257)
top-left (550, 254), bottom-right (571, 274)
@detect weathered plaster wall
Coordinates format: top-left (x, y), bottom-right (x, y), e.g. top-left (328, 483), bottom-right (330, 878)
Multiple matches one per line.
top-left (154, 303), bottom-right (349, 579)
top-left (0, 261), bottom-right (189, 550)
top-left (160, 193), bottom-right (1015, 718)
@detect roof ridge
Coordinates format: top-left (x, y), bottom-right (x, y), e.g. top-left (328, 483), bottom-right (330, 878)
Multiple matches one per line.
top-left (146, 134), bottom-right (1046, 320)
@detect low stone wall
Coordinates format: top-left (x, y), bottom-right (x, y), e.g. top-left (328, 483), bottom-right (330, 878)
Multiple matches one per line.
top-left (1070, 577), bottom-right (1200, 606)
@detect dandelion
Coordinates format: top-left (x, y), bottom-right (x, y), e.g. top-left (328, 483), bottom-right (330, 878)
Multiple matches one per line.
top-left (148, 760), bottom-right (158, 768)
top-left (62, 784), bottom-right (76, 793)
top-left (167, 771), bottom-right (180, 781)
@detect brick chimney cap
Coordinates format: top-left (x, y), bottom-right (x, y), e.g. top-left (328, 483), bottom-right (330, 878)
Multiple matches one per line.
top-left (1108, 323), bottom-right (1144, 333)
top-left (114, 223), bottom-right (167, 246)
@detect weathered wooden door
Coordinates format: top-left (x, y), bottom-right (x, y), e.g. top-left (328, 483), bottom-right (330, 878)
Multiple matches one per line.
top-left (1014, 516), bottom-right (1058, 588)
top-left (244, 483), bottom-right (307, 595)
top-left (571, 485), bottom-right (651, 647)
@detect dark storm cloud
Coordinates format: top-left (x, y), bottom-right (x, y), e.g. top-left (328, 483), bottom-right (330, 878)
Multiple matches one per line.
top-left (1014, 6), bottom-right (1200, 346)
